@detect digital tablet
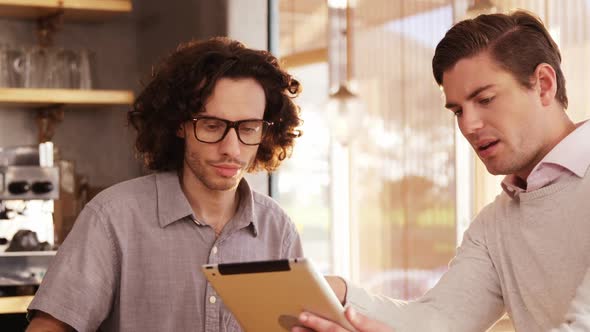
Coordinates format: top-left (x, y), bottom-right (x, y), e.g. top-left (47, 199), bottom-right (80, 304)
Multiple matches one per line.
top-left (202, 257), bottom-right (356, 331)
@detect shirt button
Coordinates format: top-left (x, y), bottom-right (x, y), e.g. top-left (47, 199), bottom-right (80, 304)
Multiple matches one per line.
top-left (212, 246), bottom-right (218, 254)
top-left (209, 296), bottom-right (217, 304)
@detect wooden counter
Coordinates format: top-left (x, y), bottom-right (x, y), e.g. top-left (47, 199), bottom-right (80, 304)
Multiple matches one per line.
top-left (0, 296), bottom-right (34, 314)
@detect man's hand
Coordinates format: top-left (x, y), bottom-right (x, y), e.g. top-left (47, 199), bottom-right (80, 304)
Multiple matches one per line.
top-left (325, 276), bottom-right (347, 304)
top-left (291, 307), bottom-right (395, 332)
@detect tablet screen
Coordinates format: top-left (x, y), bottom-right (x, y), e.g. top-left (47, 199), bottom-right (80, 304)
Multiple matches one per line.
top-left (202, 258), bottom-right (355, 331)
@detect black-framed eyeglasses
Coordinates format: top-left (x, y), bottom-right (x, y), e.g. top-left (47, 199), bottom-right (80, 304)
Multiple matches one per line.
top-left (192, 116), bottom-right (273, 145)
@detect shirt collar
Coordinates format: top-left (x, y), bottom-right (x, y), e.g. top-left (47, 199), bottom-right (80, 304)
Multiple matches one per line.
top-left (501, 120), bottom-right (590, 197)
top-left (534, 120), bottom-right (590, 178)
top-left (155, 172), bottom-right (258, 236)
top-left (501, 175), bottom-right (525, 198)
top-left (229, 178), bottom-right (259, 237)
top-left (156, 172), bottom-right (194, 228)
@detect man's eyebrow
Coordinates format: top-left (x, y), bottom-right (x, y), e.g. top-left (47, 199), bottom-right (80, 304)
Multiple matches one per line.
top-left (444, 84), bottom-right (495, 109)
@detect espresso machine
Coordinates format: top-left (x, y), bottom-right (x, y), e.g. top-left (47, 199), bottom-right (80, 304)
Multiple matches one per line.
top-left (0, 143), bottom-right (58, 292)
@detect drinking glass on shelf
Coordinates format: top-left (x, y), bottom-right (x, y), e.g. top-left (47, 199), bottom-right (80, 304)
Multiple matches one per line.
top-left (7, 46), bottom-right (26, 88)
top-left (24, 46), bottom-right (51, 88)
top-left (67, 49), bottom-right (82, 89)
top-left (0, 44), bottom-right (25, 87)
top-left (50, 48), bottom-right (78, 89)
top-left (0, 44), bottom-right (10, 87)
top-left (77, 49), bottom-right (93, 90)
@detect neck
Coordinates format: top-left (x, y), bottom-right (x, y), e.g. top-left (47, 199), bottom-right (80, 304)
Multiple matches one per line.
top-left (179, 169), bottom-right (241, 235)
top-left (515, 108), bottom-right (575, 181)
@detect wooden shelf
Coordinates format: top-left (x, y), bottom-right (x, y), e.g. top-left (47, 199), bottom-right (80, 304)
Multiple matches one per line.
top-left (0, 0), bottom-right (132, 21)
top-left (0, 251), bottom-right (57, 257)
top-left (0, 88), bottom-right (134, 109)
top-left (0, 296), bottom-right (34, 314)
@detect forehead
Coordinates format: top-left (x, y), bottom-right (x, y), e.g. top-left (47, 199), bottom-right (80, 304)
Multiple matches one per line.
top-left (441, 52), bottom-right (512, 100)
top-left (203, 77), bottom-right (266, 119)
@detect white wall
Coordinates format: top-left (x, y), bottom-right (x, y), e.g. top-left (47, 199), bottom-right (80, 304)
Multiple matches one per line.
top-left (227, 0), bottom-right (271, 195)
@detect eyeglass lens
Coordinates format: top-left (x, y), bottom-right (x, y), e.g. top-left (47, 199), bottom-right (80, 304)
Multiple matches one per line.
top-left (195, 117), bottom-right (266, 144)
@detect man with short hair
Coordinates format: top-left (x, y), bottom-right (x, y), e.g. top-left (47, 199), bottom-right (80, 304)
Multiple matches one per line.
top-left (294, 10), bottom-right (590, 332)
top-left (26, 37), bottom-right (304, 332)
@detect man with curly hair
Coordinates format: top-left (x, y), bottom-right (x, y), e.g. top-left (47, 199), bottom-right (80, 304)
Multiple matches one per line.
top-left (26, 37), bottom-right (304, 332)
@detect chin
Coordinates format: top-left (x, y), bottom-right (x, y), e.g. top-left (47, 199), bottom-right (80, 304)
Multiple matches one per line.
top-left (204, 178), bottom-right (241, 191)
top-left (483, 162), bottom-right (506, 176)
top-left (486, 163), bottom-right (520, 176)
top-left (485, 167), bottom-right (501, 175)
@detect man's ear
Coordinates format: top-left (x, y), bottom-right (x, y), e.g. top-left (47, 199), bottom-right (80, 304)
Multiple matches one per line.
top-left (176, 123), bottom-right (186, 138)
top-left (533, 63), bottom-right (557, 107)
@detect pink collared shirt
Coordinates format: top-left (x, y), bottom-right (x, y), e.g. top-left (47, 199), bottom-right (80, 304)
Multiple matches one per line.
top-left (502, 120), bottom-right (590, 197)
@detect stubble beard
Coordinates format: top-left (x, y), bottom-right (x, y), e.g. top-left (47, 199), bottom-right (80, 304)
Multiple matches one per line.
top-left (482, 146), bottom-right (537, 178)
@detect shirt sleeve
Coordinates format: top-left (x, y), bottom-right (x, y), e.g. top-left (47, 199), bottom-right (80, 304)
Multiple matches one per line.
top-left (550, 268), bottom-right (590, 332)
top-left (27, 203), bottom-right (119, 332)
top-left (345, 210), bottom-right (504, 332)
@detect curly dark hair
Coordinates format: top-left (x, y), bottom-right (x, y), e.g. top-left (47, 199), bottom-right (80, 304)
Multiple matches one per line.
top-left (129, 37), bottom-right (303, 172)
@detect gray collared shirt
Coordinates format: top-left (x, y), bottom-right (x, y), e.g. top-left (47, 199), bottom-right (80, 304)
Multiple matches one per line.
top-left (28, 172), bottom-right (303, 332)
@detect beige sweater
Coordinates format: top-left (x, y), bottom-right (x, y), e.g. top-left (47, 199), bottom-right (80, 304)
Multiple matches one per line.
top-left (347, 169), bottom-right (590, 332)
top-left (550, 267), bottom-right (590, 332)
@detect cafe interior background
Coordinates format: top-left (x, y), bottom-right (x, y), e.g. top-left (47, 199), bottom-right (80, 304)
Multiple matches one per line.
top-left (0, 0), bottom-right (589, 330)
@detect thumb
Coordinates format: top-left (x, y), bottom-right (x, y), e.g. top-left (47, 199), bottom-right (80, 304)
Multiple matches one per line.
top-left (346, 307), bottom-right (393, 332)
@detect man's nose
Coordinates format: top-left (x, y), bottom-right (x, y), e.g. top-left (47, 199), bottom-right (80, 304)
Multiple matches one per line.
top-left (218, 128), bottom-right (241, 158)
top-left (459, 108), bottom-right (484, 136)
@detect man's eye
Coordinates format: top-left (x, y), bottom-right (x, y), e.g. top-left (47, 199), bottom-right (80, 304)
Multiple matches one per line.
top-left (479, 97), bottom-right (494, 105)
top-left (453, 109), bottom-right (463, 117)
top-left (204, 123), bottom-right (222, 130)
top-left (240, 127), bottom-right (259, 134)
